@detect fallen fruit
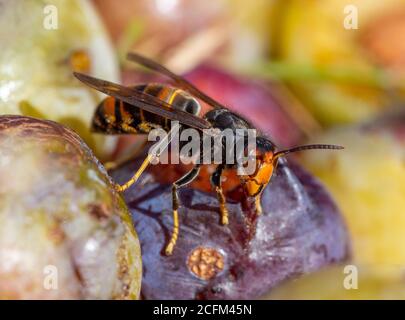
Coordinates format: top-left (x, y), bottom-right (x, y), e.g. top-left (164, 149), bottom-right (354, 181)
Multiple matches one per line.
top-left (111, 155), bottom-right (350, 299)
top-left (0, 115), bottom-right (141, 299)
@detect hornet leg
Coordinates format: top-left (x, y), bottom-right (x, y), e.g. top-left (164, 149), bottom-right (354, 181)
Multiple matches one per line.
top-left (210, 165), bottom-right (229, 225)
top-left (165, 165), bottom-right (201, 255)
top-left (255, 192), bottom-right (263, 215)
top-left (115, 153), bottom-right (153, 192)
top-left (115, 123), bottom-right (179, 192)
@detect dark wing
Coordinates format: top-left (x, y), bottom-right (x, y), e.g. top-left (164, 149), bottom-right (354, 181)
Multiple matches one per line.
top-left (127, 52), bottom-right (226, 110)
top-left (74, 72), bottom-right (212, 131)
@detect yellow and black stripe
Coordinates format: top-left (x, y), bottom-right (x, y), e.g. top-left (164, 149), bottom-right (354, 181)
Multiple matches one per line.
top-left (91, 84), bottom-right (201, 135)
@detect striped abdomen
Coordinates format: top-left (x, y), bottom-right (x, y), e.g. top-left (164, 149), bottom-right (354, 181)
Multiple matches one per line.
top-left (91, 83), bottom-right (201, 134)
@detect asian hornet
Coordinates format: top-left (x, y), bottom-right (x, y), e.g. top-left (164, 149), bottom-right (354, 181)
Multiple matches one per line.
top-left (74, 53), bottom-right (343, 255)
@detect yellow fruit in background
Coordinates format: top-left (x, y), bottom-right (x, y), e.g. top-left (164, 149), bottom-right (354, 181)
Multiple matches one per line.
top-left (265, 265), bottom-right (405, 300)
top-left (275, 0), bottom-right (405, 125)
top-left (0, 0), bottom-right (119, 159)
top-left (299, 120), bottom-right (405, 267)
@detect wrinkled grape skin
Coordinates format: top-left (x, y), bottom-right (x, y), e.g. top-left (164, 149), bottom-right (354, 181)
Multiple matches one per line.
top-left (112, 156), bottom-right (350, 300)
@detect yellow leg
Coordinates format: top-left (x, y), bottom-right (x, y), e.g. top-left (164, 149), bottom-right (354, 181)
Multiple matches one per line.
top-left (165, 166), bottom-right (200, 255)
top-left (215, 186), bottom-right (229, 225)
top-left (165, 209), bottom-right (179, 256)
top-left (255, 194), bottom-right (263, 215)
top-left (115, 154), bottom-right (153, 192)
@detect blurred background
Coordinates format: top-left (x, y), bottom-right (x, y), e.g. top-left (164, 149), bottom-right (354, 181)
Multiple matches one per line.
top-left (2, 0), bottom-right (405, 299)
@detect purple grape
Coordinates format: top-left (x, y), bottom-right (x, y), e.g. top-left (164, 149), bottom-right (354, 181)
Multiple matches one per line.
top-left (112, 156), bottom-right (350, 299)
